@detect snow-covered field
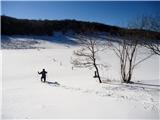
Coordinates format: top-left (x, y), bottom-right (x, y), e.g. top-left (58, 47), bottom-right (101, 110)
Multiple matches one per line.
top-left (1, 36), bottom-right (160, 119)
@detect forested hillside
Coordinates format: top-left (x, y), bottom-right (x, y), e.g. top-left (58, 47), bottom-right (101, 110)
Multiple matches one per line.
top-left (1, 15), bottom-right (160, 40)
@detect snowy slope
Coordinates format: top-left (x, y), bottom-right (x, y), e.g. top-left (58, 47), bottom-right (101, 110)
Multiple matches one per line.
top-left (1, 32), bottom-right (78, 49)
top-left (1, 32), bottom-right (116, 49)
top-left (2, 39), bottom-right (160, 119)
top-left (0, 50), bottom-right (2, 119)
top-left (1, 34), bottom-right (160, 119)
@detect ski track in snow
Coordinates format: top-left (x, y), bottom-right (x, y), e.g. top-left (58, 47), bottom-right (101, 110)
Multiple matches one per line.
top-left (45, 80), bottom-right (160, 113)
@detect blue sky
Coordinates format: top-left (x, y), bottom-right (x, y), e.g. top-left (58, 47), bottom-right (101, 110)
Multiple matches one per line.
top-left (1, 1), bottom-right (160, 28)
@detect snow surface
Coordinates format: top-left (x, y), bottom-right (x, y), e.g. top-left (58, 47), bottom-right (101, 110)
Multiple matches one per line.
top-left (1, 36), bottom-right (160, 119)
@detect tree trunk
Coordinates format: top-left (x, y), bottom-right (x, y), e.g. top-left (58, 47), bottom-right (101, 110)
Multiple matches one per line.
top-left (127, 69), bottom-right (132, 83)
top-left (94, 71), bottom-right (97, 78)
top-left (93, 54), bottom-right (102, 83)
top-left (121, 63), bottom-right (127, 83)
top-left (94, 64), bottom-right (102, 83)
top-left (127, 59), bottom-right (133, 83)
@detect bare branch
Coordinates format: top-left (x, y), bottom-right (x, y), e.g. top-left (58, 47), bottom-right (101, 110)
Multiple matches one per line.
top-left (133, 53), bottom-right (153, 68)
top-left (72, 34), bottom-right (106, 83)
top-left (107, 37), bottom-right (152, 83)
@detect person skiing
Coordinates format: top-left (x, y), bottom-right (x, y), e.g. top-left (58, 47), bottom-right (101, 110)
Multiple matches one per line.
top-left (38, 69), bottom-right (47, 82)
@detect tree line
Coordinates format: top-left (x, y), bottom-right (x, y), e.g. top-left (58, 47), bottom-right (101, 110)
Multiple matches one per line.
top-left (1, 15), bottom-right (122, 36)
top-left (1, 15), bottom-right (160, 41)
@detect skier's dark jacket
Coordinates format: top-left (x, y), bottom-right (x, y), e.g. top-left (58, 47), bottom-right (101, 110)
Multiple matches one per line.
top-left (38, 70), bottom-right (47, 78)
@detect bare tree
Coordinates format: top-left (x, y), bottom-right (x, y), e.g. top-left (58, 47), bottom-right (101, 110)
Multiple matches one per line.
top-left (145, 41), bottom-right (160, 56)
top-left (128, 14), bottom-right (160, 32)
top-left (107, 35), bottom-right (153, 83)
top-left (129, 14), bottom-right (160, 56)
top-left (72, 35), bottom-right (104, 83)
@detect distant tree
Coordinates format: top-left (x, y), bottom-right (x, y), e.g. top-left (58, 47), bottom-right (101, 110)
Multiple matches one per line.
top-left (145, 41), bottom-right (160, 56)
top-left (128, 14), bottom-right (160, 56)
top-left (128, 14), bottom-right (160, 32)
top-left (107, 33), bottom-right (153, 83)
top-left (72, 34), bottom-right (105, 83)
